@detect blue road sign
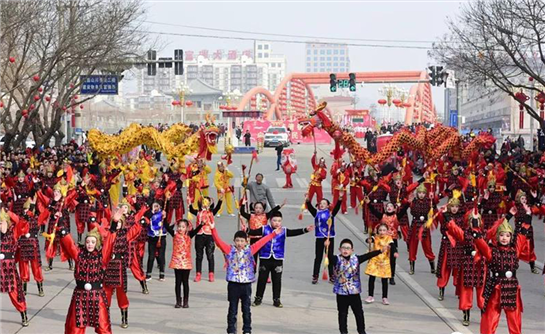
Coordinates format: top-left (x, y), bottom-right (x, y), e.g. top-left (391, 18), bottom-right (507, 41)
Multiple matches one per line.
top-left (80, 75), bottom-right (118, 95)
top-left (449, 110), bottom-right (458, 128)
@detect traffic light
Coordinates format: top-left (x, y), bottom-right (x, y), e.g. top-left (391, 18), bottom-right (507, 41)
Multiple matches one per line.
top-left (147, 50), bottom-right (157, 76)
top-left (435, 66), bottom-right (448, 86)
top-left (330, 73), bottom-right (337, 92)
top-left (174, 49), bottom-right (184, 75)
top-left (348, 73), bottom-right (356, 92)
top-left (427, 66), bottom-right (436, 86)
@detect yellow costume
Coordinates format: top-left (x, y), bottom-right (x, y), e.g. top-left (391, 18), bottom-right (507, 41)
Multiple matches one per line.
top-left (365, 235), bottom-right (393, 278)
top-left (190, 164), bottom-right (211, 208)
top-left (214, 166), bottom-right (234, 215)
top-left (108, 160), bottom-right (122, 207)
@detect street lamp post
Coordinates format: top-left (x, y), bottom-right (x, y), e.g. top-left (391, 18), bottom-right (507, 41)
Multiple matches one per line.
top-left (172, 83), bottom-right (192, 123)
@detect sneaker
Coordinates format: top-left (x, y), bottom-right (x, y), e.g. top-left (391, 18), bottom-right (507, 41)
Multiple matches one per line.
top-left (159, 273), bottom-right (165, 282)
top-left (229, 213), bottom-right (235, 217)
top-left (252, 297), bottom-right (262, 307)
top-left (216, 214), bottom-right (221, 217)
top-left (389, 278), bottom-right (396, 285)
top-left (311, 276), bottom-right (318, 284)
top-left (382, 298), bottom-right (390, 305)
top-left (194, 272), bottom-right (202, 282)
top-left (145, 275), bottom-right (152, 282)
top-left (209, 272), bottom-right (215, 282)
top-left (329, 277), bottom-right (335, 285)
top-left (273, 299), bottom-right (283, 308)
top-left (342, 211), bottom-right (348, 215)
top-left (364, 296), bottom-right (375, 304)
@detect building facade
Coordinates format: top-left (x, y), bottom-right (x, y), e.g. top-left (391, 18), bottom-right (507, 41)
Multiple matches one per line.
top-left (305, 43), bottom-right (350, 73)
top-left (254, 41), bottom-right (287, 91)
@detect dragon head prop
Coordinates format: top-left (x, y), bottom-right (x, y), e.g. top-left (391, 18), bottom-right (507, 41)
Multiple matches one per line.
top-left (197, 114), bottom-right (220, 161)
top-left (299, 102), bottom-right (330, 137)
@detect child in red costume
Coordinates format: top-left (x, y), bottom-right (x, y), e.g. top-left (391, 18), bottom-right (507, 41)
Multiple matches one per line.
top-left (308, 152), bottom-right (327, 204)
top-left (281, 148), bottom-right (297, 188)
top-left (473, 214), bottom-right (531, 334)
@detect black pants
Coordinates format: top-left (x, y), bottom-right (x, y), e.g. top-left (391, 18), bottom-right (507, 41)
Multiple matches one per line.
top-left (313, 238), bottom-right (335, 278)
top-left (255, 258), bottom-right (283, 300)
top-left (146, 236), bottom-right (166, 276)
top-left (390, 239), bottom-right (398, 278)
top-left (250, 238), bottom-right (261, 270)
top-left (276, 155), bottom-right (281, 170)
top-left (195, 234), bottom-right (215, 273)
top-left (174, 269), bottom-right (190, 302)
top-left (227, 282), bottom-right (252, 333)
top-left (337, 294), bottom-right (366, 334)
top-left (368, 276), bottom-right (388, 298)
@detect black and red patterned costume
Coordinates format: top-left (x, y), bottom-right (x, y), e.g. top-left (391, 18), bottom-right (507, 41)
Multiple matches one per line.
top-left (165, 171), bottom-right (185, 225)
top-left (480, 190), bottom-right (504, 230)
top-left (17, 205), bottom-right (44, 290)
top-left (60, 229), bottom-right (114, 334)
top-left (1, 211), bottom-right (29, 313)
top-left (408, 197), bottom-right (436, 263)
top-left (436, 211), bottom-right (464, 288)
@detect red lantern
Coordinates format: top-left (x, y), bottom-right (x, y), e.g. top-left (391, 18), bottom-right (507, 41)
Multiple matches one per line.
top-left (80, 104), bottom-right (84, 109)
top-left (45, 96), bottom-right (51, 102)
top-left (185, 100), bottom-right (193, 107)
top-left (392, 99), bottom-right (401, 106)
top-left (171, 100), bottom-right (179, 106)
top-left (9, 57), bottom-right (15, 63)
top-left (378, 99), bottom-right (387, 105)
top-left (70, 83), bottom-right (75, 89)
top-left (38, 87), bottom-right (43, 92)
top-left (32, 75), bottom-right (40, 82)
top-left (514, 90), bottom-right (529, 128)
top-left (29, 104), bottom-right (35, 110)
top-left (73, 95), bottom-right (79, 100)
top-left (62, 106), bottom-right (67, 111)
top-left (22, 109), bottom-right (28, 118)
top-left (34, 95), bottom-right (40, 101)
top-left (0, 102), bottom-right (4, 108)
top-left (403, 102), bottom-right (412, 108)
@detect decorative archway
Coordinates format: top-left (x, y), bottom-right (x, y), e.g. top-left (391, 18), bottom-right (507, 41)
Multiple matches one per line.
top-left (236, 71), bottom-right (436, 124)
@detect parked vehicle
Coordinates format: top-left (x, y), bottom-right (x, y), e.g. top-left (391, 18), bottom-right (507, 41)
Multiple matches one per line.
top-left (264, 126), bottom-right (290, 147)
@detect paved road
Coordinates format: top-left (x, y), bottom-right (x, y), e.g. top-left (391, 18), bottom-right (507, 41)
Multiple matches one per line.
top-left (2, 143), bottom-right (544, 334)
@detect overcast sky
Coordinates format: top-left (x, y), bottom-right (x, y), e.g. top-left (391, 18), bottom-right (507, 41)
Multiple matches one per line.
top-left (140, 0), bottom-right (469, 115)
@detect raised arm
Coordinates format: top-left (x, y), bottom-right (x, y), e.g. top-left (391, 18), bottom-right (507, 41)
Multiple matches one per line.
top-left (286, 227), bottom-right (310, 237)
top-left (211, 227), bottom-right (231, 254)
top-left (357, 250), bottom-right (382, 264)
top-left (332, 197), bottom-right (342, 217)
top-left (188, 223), bottom-right (204, 238)
top-left (212, 200), bottom-right (223, 216)
top-left (250, 230), bottom-right (277, 256)
top-left (59, 231), bottom-right (80, 261)
top-left (305, 199), bottom-right (317, 217)
top-left (265, 205), bottom-right (281, 219)
top-left (240, 204), bottom-right (251, 220)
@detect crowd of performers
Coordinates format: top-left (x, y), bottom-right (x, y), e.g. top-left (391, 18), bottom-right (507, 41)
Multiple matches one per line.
top-left (0, 139), bottom-right (544, 334)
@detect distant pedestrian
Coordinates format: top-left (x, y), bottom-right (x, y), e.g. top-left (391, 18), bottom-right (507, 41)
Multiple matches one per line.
top-left (244, 130), bottom-right (251, 147)
top-left (275, 145), bottom-right (283, 170)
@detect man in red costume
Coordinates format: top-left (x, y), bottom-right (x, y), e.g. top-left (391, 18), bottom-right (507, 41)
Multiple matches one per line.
top-left (308, 152), bottom-right (327, 204)
top-left (281, 149), bottom-right (297, 189)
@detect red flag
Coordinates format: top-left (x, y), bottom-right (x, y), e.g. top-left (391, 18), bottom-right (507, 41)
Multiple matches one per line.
top-left (252, 150), bottom-right (259, 163)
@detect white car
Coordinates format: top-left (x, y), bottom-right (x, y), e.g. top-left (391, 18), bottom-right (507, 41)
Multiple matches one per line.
top-left (264, 126), bottom-right (290, 147)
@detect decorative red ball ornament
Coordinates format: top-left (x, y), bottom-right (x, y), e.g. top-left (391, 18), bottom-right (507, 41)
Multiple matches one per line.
top-left (171, 100), bottom-right (179, 106)
top-left (33, 75), bottom-right (40, 82)
top-left (45, 96), bottom-right (51, 102)
top-left (185, 100), bottom-right (193, 107)
top-left (29, 104), bottom-right (35, 110)
top-left (34, 95), bottom-right (40, 101)
top-left (403, 102), bottom-right (412, 108)
top-left (392, 99), bottom-right (401, 106)
top-left (73, 95), bottom-right (79, 100)
top-left (62, 106), bottom-right (67, 111)
top-left (9, 57), bottom-right (15, 63)
top-left (378, 99), bottom-right (387, 105)
top-left (22, 109), bottom-right (28, 118)
top-left (0, 102), bottom-right (3, 108)
top-left (80, 104), bottom-right (84, 109)
top-left (38, 87), bottom-right (43, 92)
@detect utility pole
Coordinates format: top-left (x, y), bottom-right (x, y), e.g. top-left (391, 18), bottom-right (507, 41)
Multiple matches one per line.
top-left (456, 79), bottom-right (461, 132)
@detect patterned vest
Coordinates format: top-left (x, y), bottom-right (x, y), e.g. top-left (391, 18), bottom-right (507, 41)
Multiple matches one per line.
top-left (249, 214), bottom-right (267, 239)
top-left (315, 209), bottom-right (335, 238)
top-left (225, 246), bottom-right (255, 283)
top-left (169, 232), bottom-right (192, 270)
top-left (197, 210), bottom-right (215, 235)
top-left (259, 226), bottom-right (286, 260)
top-left (482, 245), bottom-right (519, 311)
top-left (333, 254), bottom-right (361, 295)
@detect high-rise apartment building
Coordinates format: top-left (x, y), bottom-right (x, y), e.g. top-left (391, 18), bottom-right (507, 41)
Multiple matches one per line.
top-left (305, 43), bottom-right (350, 73)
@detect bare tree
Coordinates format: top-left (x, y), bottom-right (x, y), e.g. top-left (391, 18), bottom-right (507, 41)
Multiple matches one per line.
top-left (431, 0), bottom-right (545, 128)
top-left (0, 0), bottom-right (149, 149)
